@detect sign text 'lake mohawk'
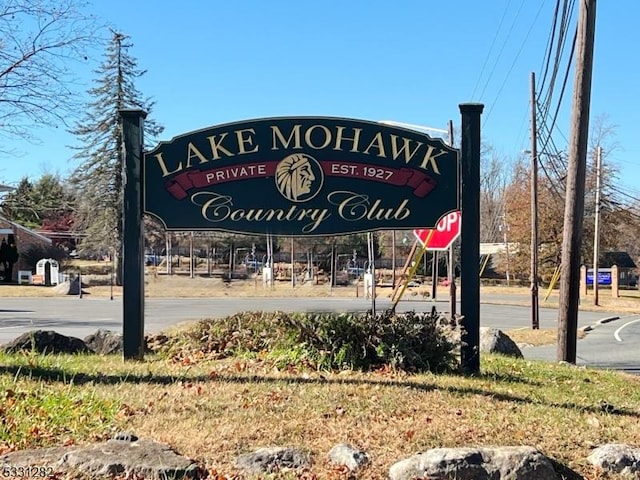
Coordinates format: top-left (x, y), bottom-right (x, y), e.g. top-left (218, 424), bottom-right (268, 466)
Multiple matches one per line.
top-left (143, 117), bottom-right (460, 236)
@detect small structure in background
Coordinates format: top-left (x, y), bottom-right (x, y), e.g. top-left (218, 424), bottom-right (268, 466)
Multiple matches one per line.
top-left (0, 215), bottom-right (53, 283)
top-left (599, 251), bottom-right (637, 288)
top-left (580, 251), bottom-right (638, 298)
top-left (585, 252), bottom-right (637, 288)
top-left (34, 258), bottom-right (60, 286)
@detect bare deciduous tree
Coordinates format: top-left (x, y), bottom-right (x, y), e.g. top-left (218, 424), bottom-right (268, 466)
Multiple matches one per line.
top-left (480, 144), bottom-right (511, 243)
top-left (0, 0), bottom-right (97, 139)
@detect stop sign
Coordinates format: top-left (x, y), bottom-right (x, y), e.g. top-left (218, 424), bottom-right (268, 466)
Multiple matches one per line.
top-left (413, 211), bottom-right (461, 250)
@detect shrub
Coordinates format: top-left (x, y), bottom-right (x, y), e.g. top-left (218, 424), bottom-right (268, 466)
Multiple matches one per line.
top-left (162, 310), bottom-right (459, 373)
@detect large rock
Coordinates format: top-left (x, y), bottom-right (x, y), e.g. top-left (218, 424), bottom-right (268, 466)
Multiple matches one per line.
top-left (1, 330), bottom-right (90, 354)
top-left (1, 436), bottom-right (204, 479)
top-left (388, 446), bottom-right (558, 480)
top-left (84, 329), bottom-right (123, 355)
top-left (480, 327), bottom-right (523, 358)
top-left (52, 278), bottom-right (87, 295)
top-left (236, 446), bottom-right (311, 474)
top-left (587, 443), bottom-right (640, 475)
top-left (328, 443), bottom-right (369, 471)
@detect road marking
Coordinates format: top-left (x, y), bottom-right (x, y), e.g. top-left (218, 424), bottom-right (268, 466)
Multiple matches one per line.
top-left (614, 317), bottom-right (640, 342)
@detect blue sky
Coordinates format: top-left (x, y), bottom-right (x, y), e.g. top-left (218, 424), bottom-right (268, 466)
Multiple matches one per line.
top-left (2, 0), bottom-right (639, 200)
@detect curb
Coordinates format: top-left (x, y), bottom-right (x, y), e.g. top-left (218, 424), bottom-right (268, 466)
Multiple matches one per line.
top-left (581, 316), bottom-right (620, 333)
top-left (597, 316), bottom-right (621, 324)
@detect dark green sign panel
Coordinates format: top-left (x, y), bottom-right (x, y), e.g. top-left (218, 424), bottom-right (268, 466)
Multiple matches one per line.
top-left (144, 117), bottom-right (459, 236)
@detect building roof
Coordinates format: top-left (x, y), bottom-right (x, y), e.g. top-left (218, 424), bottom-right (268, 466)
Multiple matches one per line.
top-left (0, 215), bottom-right (52, 245)
top-left (599, 251), bottom-right (637, 269)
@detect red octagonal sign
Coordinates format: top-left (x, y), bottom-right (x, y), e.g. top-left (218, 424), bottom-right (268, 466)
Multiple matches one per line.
top-left (413, 211), bottom-right (461, 250)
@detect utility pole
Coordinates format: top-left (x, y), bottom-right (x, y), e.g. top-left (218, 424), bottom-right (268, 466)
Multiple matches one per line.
top-left (530, 71), bottom-right (540, 330)
top-left (558, 0), bottom-right (597, 363)
top-left (592, 146), bottom-right (602, 306)
top-left (502, 209), bottom-right (511, 286)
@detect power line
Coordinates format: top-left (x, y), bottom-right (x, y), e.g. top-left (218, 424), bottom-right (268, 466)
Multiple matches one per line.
top-left (470, 0), bottom-right (513, 99)
top-left (538, 0), bottom-right (562, 90)
top-left (484, 1), bottom-right (547, 123)
top-left (537, 28), bottom-right (576, 149)
top-left (538, 0), bottom-right (577, 117)
top-left (478, 0), bottom-right (527, 102)
top-left (536, 0), bottom-right (576, 162)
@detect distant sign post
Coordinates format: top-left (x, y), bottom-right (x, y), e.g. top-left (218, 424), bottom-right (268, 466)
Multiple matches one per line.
top-left (413, 211), bottom-right (461, 250)
top-left (586, 269), bottom-right (612, 286)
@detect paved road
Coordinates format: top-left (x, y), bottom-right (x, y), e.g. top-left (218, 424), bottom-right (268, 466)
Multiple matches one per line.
top-left (1, 294), bottom-right (636, 372)
top-left (0, 295), bottom-right (617, 340)
top-left (524, 313), bottom-right (640, 373)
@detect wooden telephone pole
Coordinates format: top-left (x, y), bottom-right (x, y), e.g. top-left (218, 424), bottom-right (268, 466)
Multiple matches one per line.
top-left (530, 72), bottom-right (540, 330)
top-left (557, 0), bottom-right (597, 363)
top-left (592, 146), bottom-right (602, 306)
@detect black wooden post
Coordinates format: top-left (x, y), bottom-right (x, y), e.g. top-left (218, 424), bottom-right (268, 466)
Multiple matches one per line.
top-left (120, 109), bottom-right (147, 360)
top-left (459, 103), bottom-right (484, 375)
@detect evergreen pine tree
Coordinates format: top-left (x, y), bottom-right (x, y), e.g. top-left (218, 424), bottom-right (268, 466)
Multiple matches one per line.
top-left (0, 178), bottom-right (37, 227)
top-left (0, 174), bottom-right (75, 230)
top-left (70, 31), bottom-right (163, 284)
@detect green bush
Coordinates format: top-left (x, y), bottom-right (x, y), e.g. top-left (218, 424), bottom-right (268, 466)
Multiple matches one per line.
top-left (163, 310), bottom-right (459, 373)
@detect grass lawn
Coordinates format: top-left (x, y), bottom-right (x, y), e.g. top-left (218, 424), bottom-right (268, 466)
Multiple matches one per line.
top-left (1, 268), bottom-right (639, 478)
top-left (1, 350), bottom-right (639, 479)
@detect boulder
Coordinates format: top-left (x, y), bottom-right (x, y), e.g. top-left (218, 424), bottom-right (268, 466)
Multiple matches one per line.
top-left (84, 329), bottom-right (123, 355)
top-left (1, 330), bottom-right (90, 354)
top-left (389, 446), bottom-right (558, 480)
top-left (236, 446), bottom-right (310, 474)
top-left (587, 443), bottom-right (640, 475)
top-left (328, 443), bottom-right (369, 471)
top-left (480, 327), bottom-right (523, 358)
top-left (1, 435), bottom-right (204, 479)
top-left (52, 278), bottom-right (87, 295)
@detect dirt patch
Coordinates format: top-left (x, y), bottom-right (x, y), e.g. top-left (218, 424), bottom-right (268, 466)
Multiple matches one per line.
top-left (506, 327), bottom-right (587, 347)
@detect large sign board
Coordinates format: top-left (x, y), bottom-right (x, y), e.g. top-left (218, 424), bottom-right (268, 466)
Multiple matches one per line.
top-left (144, 117), bottom-right (460, 236)
top-left (586, 269), bottom-right (613, 285)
